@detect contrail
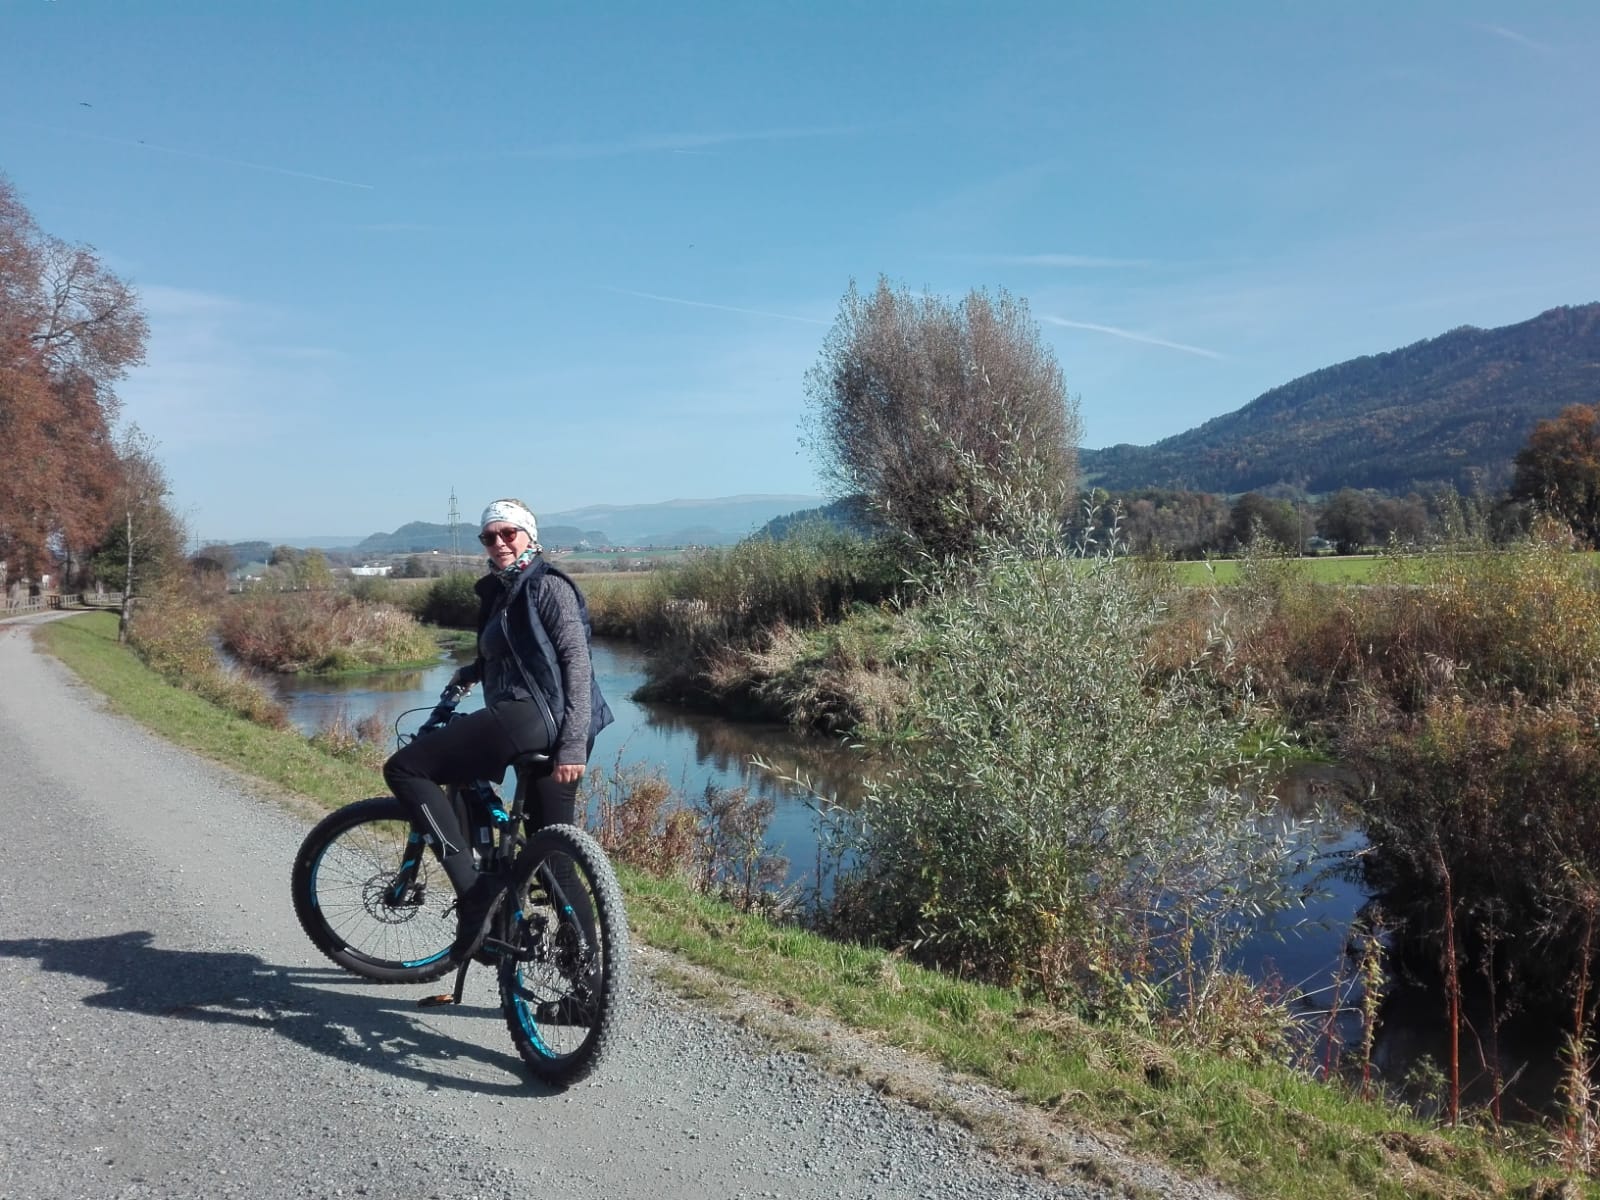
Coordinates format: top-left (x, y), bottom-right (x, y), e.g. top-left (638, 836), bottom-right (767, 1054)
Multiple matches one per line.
top-left (601, 286), bottom-right (827, 326)
top-left (1041, 315), bottom-right (1226, 360)
top-left (10, 120), bottom-right (374, 190)
top-left (1471, 22), bottom-right (1556, 55)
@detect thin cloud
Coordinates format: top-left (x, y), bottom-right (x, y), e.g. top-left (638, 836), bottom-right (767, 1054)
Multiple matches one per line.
top-left (955, 253), bottom-right (1159, 269)
top-left (491, 125), bottom-right (862, 161)
top-left (1471, 22), bottom-right (1556, 55)
top-left (7, 120), bottom-right (373, 189)
top-left (1041, 315), bottom-right (1227, 361)
top-left (601, 286), bottom-right (828, 326)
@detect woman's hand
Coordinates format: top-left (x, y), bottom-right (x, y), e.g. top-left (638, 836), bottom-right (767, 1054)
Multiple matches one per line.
top-left (553, 763), bottom-right (586, 785)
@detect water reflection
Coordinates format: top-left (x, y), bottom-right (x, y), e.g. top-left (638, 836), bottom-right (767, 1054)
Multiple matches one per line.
top-left (272, 640), bottom-right (872, 885)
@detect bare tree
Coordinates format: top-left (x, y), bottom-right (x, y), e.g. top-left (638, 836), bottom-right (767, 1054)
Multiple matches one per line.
top-left (803, 278), bottom-right (1080, 561)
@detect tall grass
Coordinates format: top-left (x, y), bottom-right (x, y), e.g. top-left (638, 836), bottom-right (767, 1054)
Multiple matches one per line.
top-left (217, 591), bottom-right (439, 672)
top-left (1190, 536), bottom-right (1600, 1033)
top-left (629, 524), bottom-right (905, 724)
top-left (127, 584), bottom-right (289, 727)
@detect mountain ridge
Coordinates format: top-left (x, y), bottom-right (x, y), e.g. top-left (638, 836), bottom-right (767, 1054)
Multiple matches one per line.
top-left (1080, 302), bottom-right (1600, 496)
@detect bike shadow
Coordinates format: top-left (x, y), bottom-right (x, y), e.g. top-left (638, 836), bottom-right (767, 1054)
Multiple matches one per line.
top-left (0, 930), bottom-right (564, 1097)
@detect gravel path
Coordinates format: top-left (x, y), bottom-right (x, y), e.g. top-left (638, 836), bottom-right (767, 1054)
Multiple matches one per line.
top-left (0, 616), bottom-right (1235, 1200)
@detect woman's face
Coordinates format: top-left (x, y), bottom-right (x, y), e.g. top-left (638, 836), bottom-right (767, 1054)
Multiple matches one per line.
top-left (480, 522), bottom-right (530, 570)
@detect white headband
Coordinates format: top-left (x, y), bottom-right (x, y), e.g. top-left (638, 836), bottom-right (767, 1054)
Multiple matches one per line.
top-left (480, 500), bottom-right (539, 544)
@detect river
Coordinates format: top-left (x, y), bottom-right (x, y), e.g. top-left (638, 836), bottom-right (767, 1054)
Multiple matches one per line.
top-left (267, 638), bottom-right (1566, 1117)
top-left (271, 642), bottom-right (1362, 987)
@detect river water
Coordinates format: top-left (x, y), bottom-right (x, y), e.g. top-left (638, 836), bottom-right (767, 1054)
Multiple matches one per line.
top-left (267, 638), bottom-right (1578, 1116)
top-left (272, 641), bottom-right (1363, 987)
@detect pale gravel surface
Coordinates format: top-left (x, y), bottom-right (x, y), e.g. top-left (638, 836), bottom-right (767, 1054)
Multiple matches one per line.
top-left (0, 614), bottom-right (1237, 1200)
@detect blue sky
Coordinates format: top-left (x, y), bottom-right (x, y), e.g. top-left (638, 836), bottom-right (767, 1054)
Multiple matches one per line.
top-left (4, 1), bottom-right (1597, 542)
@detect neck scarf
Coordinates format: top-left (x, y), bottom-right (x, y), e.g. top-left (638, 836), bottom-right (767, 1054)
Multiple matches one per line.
top-left (493, 545), bottom-right (539, 584)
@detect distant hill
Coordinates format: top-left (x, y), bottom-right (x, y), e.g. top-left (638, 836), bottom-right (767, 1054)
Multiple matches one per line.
top-left (1079, 303), bottom-right (1600, 496)
top-left (353, 522), bottom-right (606, 555)
top-left (751, 496), bottom-right (880, 540)
top-left (542, 495), bottom-right (824, 547)
top-left (342, 495), bottom-right (827, 556)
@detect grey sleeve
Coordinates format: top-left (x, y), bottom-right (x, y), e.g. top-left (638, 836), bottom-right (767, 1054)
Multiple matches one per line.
top-left (536, 575), bottom-right (593, 765)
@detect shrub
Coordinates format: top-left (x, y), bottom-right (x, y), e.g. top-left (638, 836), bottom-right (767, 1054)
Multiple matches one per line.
top-left (128, 585), bottom-right (289, 728)
top-left (309, 709), bottom-right (390, 770)
top-left (217, 591), bottom-right (438, 672)
top-left (1342, 688), bottom-right (1600, 1017)
top-left (829, 516), bottom-right (1306, 1012)
top-left (414, 572), bottom-right (480, 629)
top-left (633, 525), bottom-right (903, 717)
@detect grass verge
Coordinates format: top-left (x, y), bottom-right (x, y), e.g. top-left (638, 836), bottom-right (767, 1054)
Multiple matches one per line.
top-left (33, 611), bottom-right (1585, 1200)
top-left (38, 612), bottom-right (375, 807)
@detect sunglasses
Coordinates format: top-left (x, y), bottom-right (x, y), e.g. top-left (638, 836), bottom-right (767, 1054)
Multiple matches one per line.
top-left (478, 527), bottom-right (523, 546)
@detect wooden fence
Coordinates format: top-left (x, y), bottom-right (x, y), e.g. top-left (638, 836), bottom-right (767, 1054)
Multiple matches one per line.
top-left (1, 592), bottom-right (125, 614)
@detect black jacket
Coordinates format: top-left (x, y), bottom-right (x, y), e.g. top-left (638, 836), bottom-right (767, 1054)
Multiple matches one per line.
top-left (468, 557), bottom-right (614, 765)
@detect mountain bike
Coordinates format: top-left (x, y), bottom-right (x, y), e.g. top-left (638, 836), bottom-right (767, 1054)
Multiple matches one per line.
top-left (290, 684), bottom-right (629, 1086)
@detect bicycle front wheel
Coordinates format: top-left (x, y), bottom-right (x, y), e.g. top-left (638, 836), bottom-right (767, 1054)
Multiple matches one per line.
top-left (292, 796), bottom-right (456, 983)
top-left (499, 823), bottom-right (630, 1086)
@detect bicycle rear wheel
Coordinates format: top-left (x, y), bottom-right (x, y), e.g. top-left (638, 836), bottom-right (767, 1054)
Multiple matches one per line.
top-left (292, 796), bottom-right (456, 983)
top-left (499, 823), bottom-right (630, 1086)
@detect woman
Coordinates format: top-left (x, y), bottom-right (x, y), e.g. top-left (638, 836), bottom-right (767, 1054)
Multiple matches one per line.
top-left (383, 497), bottom-right (614, 962)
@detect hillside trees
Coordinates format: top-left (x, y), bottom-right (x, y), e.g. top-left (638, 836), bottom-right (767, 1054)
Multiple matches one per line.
top-left (803, 278), bottom-right (1080, 561)
top-left (1510, 403), bottom-right (1600, 546)
top-left (0, 174), bottom-right (149, 583)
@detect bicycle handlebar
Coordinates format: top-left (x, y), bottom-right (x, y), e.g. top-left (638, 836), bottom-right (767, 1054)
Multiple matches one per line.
top-left (416, 682), bottom-right (470, 736)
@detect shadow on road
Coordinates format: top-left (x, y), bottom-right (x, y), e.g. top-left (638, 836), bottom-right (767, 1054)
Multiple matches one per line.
top-left (0, 930), bottom-right (562, 1097)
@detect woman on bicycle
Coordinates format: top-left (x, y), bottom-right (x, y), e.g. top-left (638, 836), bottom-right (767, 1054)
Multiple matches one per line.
top-left (383, 497), bottom-right (614, 962)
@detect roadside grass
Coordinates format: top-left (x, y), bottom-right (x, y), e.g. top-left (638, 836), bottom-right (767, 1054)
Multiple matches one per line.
top-left (32, 610), bottom-right (1583, 1200)
top-left (37, 612), bottom-right (375, 807)
top-left (622, 869), bottom-right (1562, 1200)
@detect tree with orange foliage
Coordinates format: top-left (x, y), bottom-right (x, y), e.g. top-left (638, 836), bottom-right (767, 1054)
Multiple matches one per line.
top-left (0, 174), bottom-right (148, 587)
top-left (1511, 404), bottom-right (1600, 547)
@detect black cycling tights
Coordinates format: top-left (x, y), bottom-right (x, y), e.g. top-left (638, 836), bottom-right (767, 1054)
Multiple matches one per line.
top-left (382, 697), bottom-right (576, 895)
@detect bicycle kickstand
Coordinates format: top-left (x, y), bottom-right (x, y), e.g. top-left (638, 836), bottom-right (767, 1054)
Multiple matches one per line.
top-left (418, 958), bottom-right (471, 1008)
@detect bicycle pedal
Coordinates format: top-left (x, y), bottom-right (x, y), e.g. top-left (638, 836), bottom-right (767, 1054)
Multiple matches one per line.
top-left (417, 993), bottom-right (457, 1008)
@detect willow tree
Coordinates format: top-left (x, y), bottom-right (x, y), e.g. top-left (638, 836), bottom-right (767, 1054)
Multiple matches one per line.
top-left (803, 279), bottom-right (1080, 562)
top-left (0, 174), bottom-right (148, 585)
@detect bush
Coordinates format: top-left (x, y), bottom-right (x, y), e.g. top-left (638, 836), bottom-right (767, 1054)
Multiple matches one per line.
top-left (828, 518), bottom-right (1305, 1012)
top-left (633, 525), bottom-right (903, 717)
top-left (218, 591), bottom-right (439, 673)
top-left (1343, 689), bottom-right (1600, 1016)
top-left (128, 586), bottom-right (289, 728)
top-left (414, 572), bottom-right (480, 629)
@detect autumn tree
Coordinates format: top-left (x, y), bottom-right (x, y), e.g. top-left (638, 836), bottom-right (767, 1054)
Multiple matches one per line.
top-left (0, 174), bottom-right (149, 584)
top-left (1510, 404), bottom-right (1600, 546)
top-left (803, 278), bottom-right (1081, 561)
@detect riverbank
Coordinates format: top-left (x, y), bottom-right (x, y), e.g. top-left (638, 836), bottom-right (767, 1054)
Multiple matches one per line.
top-left (32, 611), bottom-right (1578, 1200)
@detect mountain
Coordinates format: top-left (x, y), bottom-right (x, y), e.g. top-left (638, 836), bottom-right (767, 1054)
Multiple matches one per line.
top-left (352, 521), bottom-right (607, 555)
top-left (540, 495), bottom-right (824, 546)
top-left (1079, 303), bottom-right (1600, 496)
top-left (344, 495), bottom-right (826, 555)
